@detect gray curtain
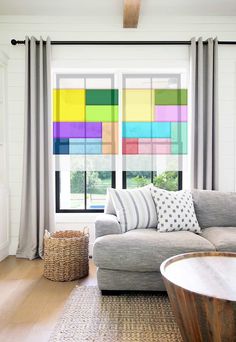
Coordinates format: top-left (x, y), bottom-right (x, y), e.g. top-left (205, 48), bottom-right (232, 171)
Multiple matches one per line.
top-left (16, 36), bottom-right (55, 260)
top-left (190, 37), bottom-right (218, 190)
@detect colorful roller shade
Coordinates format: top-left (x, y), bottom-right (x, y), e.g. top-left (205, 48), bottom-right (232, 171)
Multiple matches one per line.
top-left (53, 80), bottom-right (119, 155)
top-left (122, 87), bottom-right (188, 155)
top-left (53, 74), bottom-right (188, 172)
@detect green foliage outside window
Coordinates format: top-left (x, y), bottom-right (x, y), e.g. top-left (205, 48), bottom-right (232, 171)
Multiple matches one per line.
top-left (70, 170), bottom-right (178, 196)
top-left (70, 171), bottom-right (84, 193)
top-left (87, 172), bottom-right (102, 194)
top-left (70, 171), bottom-right (110, 195)
top-left (153, 171), bottom-right (178, 191)
top-left (128, 171), bottom-right (178, 191)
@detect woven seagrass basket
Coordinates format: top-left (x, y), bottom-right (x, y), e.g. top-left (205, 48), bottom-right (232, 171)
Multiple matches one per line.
top-left (43, 229), bottom-right (89, 282)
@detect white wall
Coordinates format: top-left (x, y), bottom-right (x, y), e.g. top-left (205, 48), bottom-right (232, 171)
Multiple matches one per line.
top-left (0, 15), bottom-right (236, 255)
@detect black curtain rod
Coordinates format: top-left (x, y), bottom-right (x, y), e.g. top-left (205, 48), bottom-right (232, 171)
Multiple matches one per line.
top-left (11, 39), bottom-right (236, 46)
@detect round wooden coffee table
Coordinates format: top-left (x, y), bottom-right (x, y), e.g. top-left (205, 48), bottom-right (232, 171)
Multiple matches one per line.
top-left (160, 252), bottom-right (236, 342)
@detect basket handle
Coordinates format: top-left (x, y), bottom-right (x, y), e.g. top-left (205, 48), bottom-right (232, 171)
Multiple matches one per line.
top-left (44, 229), bottom-right (51, 239)
top-left (83, 226), bottom-right (89, 236)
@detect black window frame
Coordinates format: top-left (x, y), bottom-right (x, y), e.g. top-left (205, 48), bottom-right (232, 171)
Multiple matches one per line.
top-left (55, 170), bottom-right (116, 213)
top-left (122, 171), bottom-right (182, 190)
top-left (55, 72), bottom-right (185, 213)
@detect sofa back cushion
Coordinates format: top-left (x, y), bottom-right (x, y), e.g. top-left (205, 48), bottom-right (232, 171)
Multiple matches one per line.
top-left (104, 189), bottom-right (116, 215)
top-left (192, 190), bottom-right (236, 228)
top-left (108, 186), bottom-right (157, 233)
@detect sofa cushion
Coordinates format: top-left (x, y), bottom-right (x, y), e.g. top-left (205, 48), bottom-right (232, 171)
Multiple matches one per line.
top-left (104, 190), bottom-right (116, 215)
top-left (151, 187), bottom-right (200, 233)
top-left (108, 186), bottom-right (157, 232)
top-left (192, 190), bottom-right (236, 228)
top-left (201, 227), bottom-right (236, 252)
top-left (93, 228), bottom-right (215, 272)
top-left (95, 214), bottom-right (122, 238)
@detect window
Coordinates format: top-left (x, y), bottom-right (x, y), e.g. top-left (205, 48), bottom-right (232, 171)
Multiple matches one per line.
top-left (123, 171), bottom-right (182, 191)
top-left (122, 73), bottom-right (187, 193)
top-left (53, 73), bottom-right (118, 213)
top-left (53, 71), bottom-right (188, 212)
top-left (56, 171), bottom-right (115, 212)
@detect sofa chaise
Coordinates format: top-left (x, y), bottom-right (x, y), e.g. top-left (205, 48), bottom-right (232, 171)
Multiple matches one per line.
top-left (93, 189), bottom-right (236, 292)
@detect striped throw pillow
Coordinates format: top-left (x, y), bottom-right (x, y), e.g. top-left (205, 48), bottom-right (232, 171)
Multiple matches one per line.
top-left (108, 186), bottom-right (157, 233)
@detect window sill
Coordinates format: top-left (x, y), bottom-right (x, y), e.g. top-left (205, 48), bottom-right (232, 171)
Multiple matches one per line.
top-left (55, 212), bottom-right (104, 223)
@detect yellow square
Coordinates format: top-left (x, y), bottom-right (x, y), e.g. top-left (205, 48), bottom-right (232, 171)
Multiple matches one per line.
top-left (53, 89), bottom-right (85, 122)
top-left (123, 90), bottom-right (154, 122)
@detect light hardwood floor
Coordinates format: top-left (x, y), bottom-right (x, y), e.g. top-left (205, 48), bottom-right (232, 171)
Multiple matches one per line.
top-left (0, 256), bottom-right (97, 342)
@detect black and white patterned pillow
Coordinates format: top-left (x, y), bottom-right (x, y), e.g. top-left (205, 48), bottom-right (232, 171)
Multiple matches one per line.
top-left (151, 187), bottom-right (201, 233)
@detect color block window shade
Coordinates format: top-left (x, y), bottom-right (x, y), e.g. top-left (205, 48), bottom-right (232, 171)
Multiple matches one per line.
top-left (122, 74), bottom-right (188, 172)
top-left (53, 72), bottom-right (188, 173)
top-left (53, 74), bottom-right (118, 172)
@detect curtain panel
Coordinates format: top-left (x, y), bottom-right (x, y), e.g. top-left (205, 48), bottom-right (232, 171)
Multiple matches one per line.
top-left (190, 37), bottom-right (218, 190)
top-left (17, 36), bottom-right (55, 260)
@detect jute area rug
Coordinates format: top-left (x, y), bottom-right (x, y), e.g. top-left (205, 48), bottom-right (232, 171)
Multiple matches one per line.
top-left (50, 286), bottom-right (182, 342)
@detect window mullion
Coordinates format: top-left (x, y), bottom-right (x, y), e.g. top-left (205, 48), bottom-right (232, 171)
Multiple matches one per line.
top-left (84, 171), bottom-right (87, 210)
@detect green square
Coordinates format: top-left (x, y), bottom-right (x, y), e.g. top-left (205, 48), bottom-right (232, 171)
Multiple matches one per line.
top-left (171, 122), bottom-right (188, 154)
top-left (155, 89), bottom-right (187, 105)
top-left (86, 105), bottom-right (118, 122)
top-left (86, 89), bottom-right (118, 105)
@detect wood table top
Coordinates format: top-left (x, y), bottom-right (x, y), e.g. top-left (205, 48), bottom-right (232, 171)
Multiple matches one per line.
top-left (160, 252), bottom-right (236, 301)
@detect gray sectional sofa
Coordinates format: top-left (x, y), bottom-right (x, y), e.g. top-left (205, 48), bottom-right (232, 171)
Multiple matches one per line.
top-left (93, 190), bottom-right (236, 291)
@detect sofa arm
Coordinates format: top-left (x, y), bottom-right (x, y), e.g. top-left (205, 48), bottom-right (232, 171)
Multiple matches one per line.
top-left (95, 214), bottom-right (122, 238)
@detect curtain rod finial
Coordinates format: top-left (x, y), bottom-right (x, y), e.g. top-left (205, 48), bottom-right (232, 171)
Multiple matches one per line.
top-left (11, 39), bottom-right (17, 45)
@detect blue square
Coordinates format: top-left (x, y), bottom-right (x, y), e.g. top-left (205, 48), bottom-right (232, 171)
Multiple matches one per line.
top-left (86, 138), bottom-right (102, 154)
top-left (53, 138), bottom-right (69, 154)
top-left (69, 138), bottom-right (86, 154)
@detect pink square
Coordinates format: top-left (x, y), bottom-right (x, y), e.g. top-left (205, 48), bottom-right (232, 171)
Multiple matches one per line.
top-left (155, 105), bottom-right (187, 122)
top-left (139, 138), bottom-right (171, 154)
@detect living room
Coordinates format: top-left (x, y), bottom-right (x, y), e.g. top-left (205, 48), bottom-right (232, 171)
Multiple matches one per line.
top-left (0, 1), bottom-right (236, 341)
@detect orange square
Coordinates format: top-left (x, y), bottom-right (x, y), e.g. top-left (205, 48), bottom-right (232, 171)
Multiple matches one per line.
top-left (102, 122), bottom-right (118, 154)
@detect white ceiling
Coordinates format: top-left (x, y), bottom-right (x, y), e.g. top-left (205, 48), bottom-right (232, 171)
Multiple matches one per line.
top-left (0, 0), bottom-right (236, 16)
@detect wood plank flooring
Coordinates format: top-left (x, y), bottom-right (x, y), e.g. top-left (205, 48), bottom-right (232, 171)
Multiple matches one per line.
top-left (0, 256), bottom-right (97, 342)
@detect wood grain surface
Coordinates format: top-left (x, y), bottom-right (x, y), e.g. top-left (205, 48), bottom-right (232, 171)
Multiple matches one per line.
top-left (123, 0), bottom-right (141, 28)
top-left (161, 252), bottom-right (236, 342)
top-left (0, 256), bottom-right (97, 342)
